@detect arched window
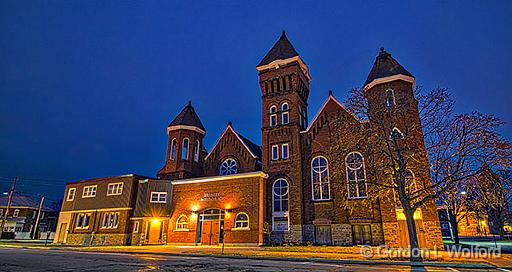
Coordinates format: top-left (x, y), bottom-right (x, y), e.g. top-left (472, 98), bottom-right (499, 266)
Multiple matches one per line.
top-left (272, 179), bottom-right (289, 231)
top-left (219, 158), bottom-right (238, 176)
top-left (346, 152), bottom-right (367, 199)
top-left (176, 215), bottom-right (188, 230)
top-left (270, 105), bottom-right (277, 127)
top-left (234, 212), bottom-right (249, 229)
top-left (193, 140), bottom-right (200, 162)
top-left (170, 138), bottom-right (177, 160)
top-left (390, 127), bottom-right (404, 140)
top-left (281, 102), bottom-right (289, 125)
top-left (311, 156), bottom-right (330, 200)
top-left (386, 89), bottom-right (395, 107)
top-left (182, 138), bottom-right (189, 160)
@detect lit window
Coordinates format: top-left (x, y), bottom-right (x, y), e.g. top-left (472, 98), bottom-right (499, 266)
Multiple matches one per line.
top-left (272, 179), bottom-right (289, 231)
top-left (386, 89), bottom-right (396, 107)
top-left (270, 105), bottom-right (277, 127)
top-left (150, 192), bottom-right (167, 203)
top-left (66, 188), bottom-right (76, 201)
top-left (170, 138), bottom-right (177, 160)
top-left (271, 145), bottom-right (279, 160)
top-left (282, 144), bottom-right (289, 159)
top-left (346, 152), bottom-right (367, 199)
top-left (176, 215), bottom-right (189, 230)
top-left (101, 212), bottom-right (120, 229)
top-left (193, 140), bottom-right (200, 162)
top-left (311, 156), bottom-right (330, 200)
top-left (82, 185), bottom-right (97, 198)
top-left (182, 138), bottom-right (189, 160)
top-left (13, 209), bottom-right (19, 218)
top-left (75, 213), bottom-right (91, 229)
top-left (219, 158), bottom-right (238, 176)
top-left (107, 183), bottom-right (123, 196)
top-left (234, 212), bottom-right (249, 229)
top-left (133, 221), bottom-right (140, 233)
top-left (281, 103), bottom-right (289, 125)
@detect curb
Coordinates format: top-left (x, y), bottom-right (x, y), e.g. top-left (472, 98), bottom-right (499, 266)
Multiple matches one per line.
top-left (0, 244), bottom-right (496, 269)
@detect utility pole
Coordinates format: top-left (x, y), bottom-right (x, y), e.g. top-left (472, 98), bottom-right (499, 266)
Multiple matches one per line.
top-left (0, 177), bottom-right (17, 239)
top-left (32, 196), bottom-right (44, 240)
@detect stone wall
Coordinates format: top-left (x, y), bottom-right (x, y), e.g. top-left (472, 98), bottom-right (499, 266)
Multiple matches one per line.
top-left (331, 224), bottom-right (352, 245)
top-left (382, 222), bottom-right (400, 248)
top-left (66, 233), bottom-right (129, 246)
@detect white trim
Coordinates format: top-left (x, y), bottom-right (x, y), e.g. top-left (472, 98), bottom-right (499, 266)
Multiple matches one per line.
top-left (170, 171), bottom-right (267, 185)
top-left (204, 124), bottom-right (259, 160)
top-left (271, 145), bottom-right (279, 160)
top-left (170, 138), bottom-right (177, 161)
top-left (281, 144), bottom-right (289, 160)
top-left (106, 182), bottom-right (123, 196)
top-left (150, 192), bottom-right (167, 203)
top-left (233, 212), bottom-right (250, 230)
top-left (82, 185), bottom-right (97, 198)
top-left (182, 137), bottom-right (190, 160)
top-left (272, 178), bottom-right (290, 232)
top-left (193, 140), bottom-right (200, 162)
top-left (167, 125), bottom-right (205, 135)
top-left (66, 188), bottom-right (76, 201)
top-left (345, 152), bottom-right (368, 199)
top-left (311, 156), bottom-right (331, 201)
top-left (363, 74), bottom-right (415, 91)
top-left (175, 214), bottom-right (189, 230)
top-left (60, 207), bottom-right (132, 214)
top-left (256, 56), bottom-right (311, 81)
top-left (301, 94), bottom-right (363, 134)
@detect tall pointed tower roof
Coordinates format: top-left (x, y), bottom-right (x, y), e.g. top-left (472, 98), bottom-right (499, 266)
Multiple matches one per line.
top-left (364, 47), bottom-right (414, 87)
top-left (168, 101), bottom-right (205, 132)
top-left (257, 31), bottom-right (300, 67)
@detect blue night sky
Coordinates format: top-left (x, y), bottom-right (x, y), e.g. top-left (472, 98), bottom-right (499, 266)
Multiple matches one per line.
top-left (1, 1), bottom-right (511, 202)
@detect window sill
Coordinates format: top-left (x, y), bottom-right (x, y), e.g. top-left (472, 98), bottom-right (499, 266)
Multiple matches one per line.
top-left (106, 194), bottom-right (123, 197)
top-left (311, 199), bottom-right (333, 203)
top-left (231, 227), bottom-right (250, 231)
top-left (348, 196), bottom-right (368, 200)
top-left (81, 196), bottom-right (96, 198)
top-left (174, 229), bottom-right (190, 232)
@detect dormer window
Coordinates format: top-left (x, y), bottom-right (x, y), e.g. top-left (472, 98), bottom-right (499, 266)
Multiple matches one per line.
top-left (281, 103), bottom-right (289, 125)
top-left (270, 105), bottom-right (277, 127)
top-left (182, 138), bottom-right (189, 160)
top-left (386, 89), bottom-right (396, 107)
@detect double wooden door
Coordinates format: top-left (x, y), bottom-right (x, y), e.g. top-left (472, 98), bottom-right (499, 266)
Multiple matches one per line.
top-left (201, 221), bottom-right (220, 245)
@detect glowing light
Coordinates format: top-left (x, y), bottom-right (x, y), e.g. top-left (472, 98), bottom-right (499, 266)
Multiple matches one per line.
top-left (225, 203), bottom-right (232, 210)
top-left (191, 205), bottom-right (199, 212)
top-left (460, 191), bottom-right (467, 195)
top-left (151, 218), bottom-right (160, 224)
top-left (413, 209), bottom-right (422, 220)
top-left (396, 209), bottom-right (406, 220)
top-left (191, 212), bottom-right (198, 220)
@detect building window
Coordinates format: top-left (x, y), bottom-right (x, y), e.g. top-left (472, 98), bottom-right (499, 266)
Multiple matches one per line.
top-left (66, 188), bottom-right (76, 201)
top-left (353, 224), bottom-right (372, 245)
top-left (272, 179), bottom-right (289, 231)
top-left (299, 106), bottom-right (308, 129)
top-left (133, 221), bottom-right (140, 233)
top-left (75, 213), bottom-right (91, 229)
top-left (170, 138), bottom-right (177, 160)
top-left (82, 185), bottom-right (97, 198)
top-left (234, 212), bottom-right (249, 229)
top-left (193, 140), bottom-right (200, 162)
top-left (311, 156), bottom-right (330, 200)
top-left (0, 209), bottom-right (3, 217)
top-left (281, 102), bottom-right (289, 125)
top-left (107, 183), bottom-right (123, 196)
top-left (182, 138), bottom-right (189, 160)
top-left (282, 144), bottom-right (289, 160)
top-left (176, 215), bottom-right (189, 230)
top-left (12, 209), bottom-right (19, 218)
top-left (386, 89), bottom-right (396, 107)
top-left (271, 145), bottom-right (279, 160)
top-left (270, 105), bottom-right (277, 127)
top-left (346, 152), bottom-right (367, 199)
top-left (101, 212), bottom-right (120, 229)
top-left (219, 158), bottom-right (238, 176)
top-left (150, 192), bottom-right (167, 203)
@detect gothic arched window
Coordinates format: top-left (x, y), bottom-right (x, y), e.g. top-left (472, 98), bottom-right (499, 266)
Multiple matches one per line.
top-left (170, 138), bottom-right (177, 160)
top-left (219, 158), bottom-right (238, 176)
top-left (346, 152), bottom-right (367, 199)
top-left (281, 102), bottom-right (289, 125)
top-left (270, 105), bottom-right (277, 127)
top-left (311, 156), bottom-right (330, 200)
top-left (272, 179), bottom-right (289, 231)
top-left (193, 140), bottom-right (200, 162)
top-left (386, 89), bottom-right (396, 107)
top-left (182, 138), bottom-right (189, 160)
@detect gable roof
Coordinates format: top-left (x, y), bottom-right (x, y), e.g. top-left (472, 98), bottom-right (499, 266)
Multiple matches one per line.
top-left (364, 47), bottom-right (414, 87)
top-left (169, 101), bottom-right (205, 132)
top-left (257, 31), bottom-right (300, 67)
top-left (302, 92), bottom-right (364, 133)
top-left (205, 122), bottom-right (262, 160)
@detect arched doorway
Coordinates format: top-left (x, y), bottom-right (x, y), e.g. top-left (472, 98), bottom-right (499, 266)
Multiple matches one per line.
top-left (197, 209), bottom-right (225, 245)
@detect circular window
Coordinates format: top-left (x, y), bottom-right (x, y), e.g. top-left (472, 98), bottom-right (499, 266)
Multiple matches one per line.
top-left (219, 158), bottom-right (238, 176)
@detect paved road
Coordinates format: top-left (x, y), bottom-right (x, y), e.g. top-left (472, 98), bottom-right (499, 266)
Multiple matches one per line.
top-left (0, 247), bottom-right (498, 271)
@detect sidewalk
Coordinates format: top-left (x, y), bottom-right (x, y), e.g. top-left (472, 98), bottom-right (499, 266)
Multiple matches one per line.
top-left (0, 242), bottom-right (508, 269)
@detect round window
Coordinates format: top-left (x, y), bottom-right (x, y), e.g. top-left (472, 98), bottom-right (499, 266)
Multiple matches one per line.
top-left (219, 158), bottom-right (238, 176)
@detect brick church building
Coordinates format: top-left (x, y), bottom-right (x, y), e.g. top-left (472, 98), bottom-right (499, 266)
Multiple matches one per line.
top-left (54, 32), bottom-right (443, 248)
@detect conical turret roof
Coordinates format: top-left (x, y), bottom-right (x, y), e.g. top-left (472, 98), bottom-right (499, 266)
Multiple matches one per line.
top-left (169, 101), bottom-right (205, 131)
top-left (364, 47), bottom-right (413, 87)
top-left (257, 31), bottom-right (300, 67)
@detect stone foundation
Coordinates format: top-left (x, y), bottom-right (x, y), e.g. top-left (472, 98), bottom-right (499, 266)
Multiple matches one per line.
top-left (302, 224), bottom-right (314, 243)
top-left (382, 222), bottom-right (400, 248)
top-left (331, 224), bottom-right (352, 245)
top-left (66, 233), bottom-right (129, 246)
top-left (269, 224), bottom-right (304, 244)
top-left (370, 223), bottom-right (384, 245)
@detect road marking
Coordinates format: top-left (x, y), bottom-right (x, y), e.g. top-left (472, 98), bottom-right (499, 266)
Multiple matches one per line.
top-left (447, 268), bottom-right (460, 272)
top-left (498, 268), bottom-right (512, 272)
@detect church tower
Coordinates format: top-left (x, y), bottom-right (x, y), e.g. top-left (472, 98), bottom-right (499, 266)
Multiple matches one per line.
top-left (157, 101), bottom-right (206, 180)
top-left (256, 31), bottom-right (311, 243)
top-left (363, 48), bottom-right (443, 249)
